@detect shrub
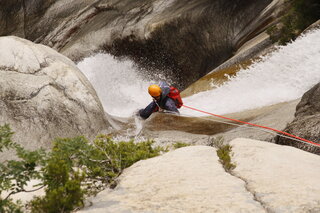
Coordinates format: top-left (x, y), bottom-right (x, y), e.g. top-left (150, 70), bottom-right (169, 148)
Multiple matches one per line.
top-left (0, 125), bottom-right (164, 212)
top-left (93, 135), bottom-right (163, 172)
top-left (30, 165), bottom-right (84, 213)
top-left (210, 137), bottom-right (236, 172)
top-left (30, 136), bottom-right (164, 212)
top-left (173, 142), bottom-right (190, 149)
top-left (216, 144), bottom-right (236, 172)
top-left (0, 198), bottom-right (23, 213)
top-left (0, 125), bottom-right (46, 212)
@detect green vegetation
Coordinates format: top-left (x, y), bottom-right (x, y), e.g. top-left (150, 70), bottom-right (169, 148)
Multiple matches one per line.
top-left (0, 124), bottom-right (46, 212)
top-left (268, 0), bottom-right (320, 45)
top-left (173, 142), bottom-right (190, 149)
top-left (210, 136), bottom-right (236, 172)
top-left (216, 144), bottom-right (236, 172)
top-left (0, 125), bottom-right (163, 212)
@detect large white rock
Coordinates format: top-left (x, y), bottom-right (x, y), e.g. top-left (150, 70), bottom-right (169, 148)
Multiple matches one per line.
top-left (79, 146), bottom-right (264, 212)
top-left (0, 36), bottom-right (110, 155)
top-left (79, 139), bottom-right (320, 212)
top-left (231, 138), bottom-right (320, 212)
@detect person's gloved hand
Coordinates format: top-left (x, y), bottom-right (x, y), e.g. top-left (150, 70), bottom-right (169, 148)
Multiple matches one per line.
top-left (135, 109), bottom-right (146, 119)
top-left (135, 109), bottom-right (141, 116)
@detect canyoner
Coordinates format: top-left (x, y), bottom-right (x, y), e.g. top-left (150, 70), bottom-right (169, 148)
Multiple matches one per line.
top-left (138, 81), bottom-right (183, 119)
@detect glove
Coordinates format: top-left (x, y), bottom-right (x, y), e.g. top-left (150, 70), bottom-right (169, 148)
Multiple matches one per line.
top-left (135, 109), bottom-right (146, 119)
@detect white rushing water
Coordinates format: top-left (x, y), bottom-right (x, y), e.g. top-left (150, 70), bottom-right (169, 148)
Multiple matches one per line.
top-left (78, 29), bottom-right (320, 118)
top-left (77, 53), bottom-right (153, 117)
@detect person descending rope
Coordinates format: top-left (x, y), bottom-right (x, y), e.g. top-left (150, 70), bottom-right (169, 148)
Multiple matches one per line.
top-left (138, 81), bottom-right (183, 119)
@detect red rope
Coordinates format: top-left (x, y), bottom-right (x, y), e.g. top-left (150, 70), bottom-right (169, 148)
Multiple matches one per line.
top-left (182, 104), bottom-right (320, 147)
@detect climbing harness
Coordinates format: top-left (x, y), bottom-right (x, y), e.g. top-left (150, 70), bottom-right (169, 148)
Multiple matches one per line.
top-left (182, 104), bottom-right (320, 148)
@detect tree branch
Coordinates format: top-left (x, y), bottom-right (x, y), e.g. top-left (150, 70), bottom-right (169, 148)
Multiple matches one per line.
top-left (4, 185), bottom-right (45, 201)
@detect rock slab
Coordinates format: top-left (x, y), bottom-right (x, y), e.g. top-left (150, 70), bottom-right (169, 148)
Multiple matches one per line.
top-left (80, 139), bottom-right (320, 212)
top-left (80, 146), bottom-right (264, 213)
top-left (231, 138), bottom-right (320, 212)
top-left (275, 82), bottom-right (320, 154)
top-left (0, 36), bottom-right (110, 157)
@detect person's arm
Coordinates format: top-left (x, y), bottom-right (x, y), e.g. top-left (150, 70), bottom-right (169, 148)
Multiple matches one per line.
top-left (159, 81), bottom-right (170, 96)
top-left (163, 98), bottom-right (179, 114)
top-left (139, 101), bottom-right (158, 119)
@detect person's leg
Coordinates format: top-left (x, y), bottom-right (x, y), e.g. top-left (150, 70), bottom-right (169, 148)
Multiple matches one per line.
top-left (139, 101), bottom-right (158, 119)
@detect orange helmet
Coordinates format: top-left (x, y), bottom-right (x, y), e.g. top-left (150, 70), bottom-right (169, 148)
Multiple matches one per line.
top-left (148, 84), bottom-right (162, 97)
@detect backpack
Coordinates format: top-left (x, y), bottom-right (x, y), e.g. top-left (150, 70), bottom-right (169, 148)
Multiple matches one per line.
top-left (168, 86), bottom-right (183, 108)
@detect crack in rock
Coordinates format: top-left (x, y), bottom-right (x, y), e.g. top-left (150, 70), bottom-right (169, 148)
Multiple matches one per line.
top-left (0, 60), bottom-right (49, 75)
top-left (230, 171), bottom-right (273, 213)
top-left (215, 145), bottom-right (272, 212)
top-left (0, 66), bottom-right (20, 73)
top-left (4, 82), bottom-right (92, 134)
top-left (3, 83), bottom-right (52, 102)
top-left (4, 82), bottom-right (87, 115)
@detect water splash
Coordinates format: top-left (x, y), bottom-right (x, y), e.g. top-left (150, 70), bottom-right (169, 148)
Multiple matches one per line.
top-left (77, 53), bottom-right (154, 117)
top-left (181, 29), bottom-right (320, 116)
top-left (77, 29), bottom-right (320, 119)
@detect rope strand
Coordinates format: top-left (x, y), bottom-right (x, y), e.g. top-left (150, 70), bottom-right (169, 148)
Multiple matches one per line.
top-left (182, 104), bottom-right (320, 147)
top-left (179, 112), bottom-right (317, 147)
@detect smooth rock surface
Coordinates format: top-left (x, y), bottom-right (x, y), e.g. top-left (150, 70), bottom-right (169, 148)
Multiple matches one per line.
top-left (0, 36), bottom-right (110, 158)
top-left (231, 138), bottom-right (320, 212)
top-left (214, 99), bottom-right (299, 143)
top-left (79, 138), bottom-right (320, 212)
top-left (79, 146), bottom-right (264, 213)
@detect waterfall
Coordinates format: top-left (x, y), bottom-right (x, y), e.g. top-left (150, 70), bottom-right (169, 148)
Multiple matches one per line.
top-left (77, 29), bottom-right (320, 118)
top-left (77, 54), bottom-right (154, 117)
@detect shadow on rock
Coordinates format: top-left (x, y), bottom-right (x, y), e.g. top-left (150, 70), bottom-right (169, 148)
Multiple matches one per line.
top-left (143, 113), bottom-right (239, 135)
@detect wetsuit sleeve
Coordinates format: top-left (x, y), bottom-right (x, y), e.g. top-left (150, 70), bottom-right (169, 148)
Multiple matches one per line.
top-left (164, 98), bottom-right (179, 114)
top-left (139, 101), bottom-right (158, 119)
top-left (159, 81), bottom-right (170, 96)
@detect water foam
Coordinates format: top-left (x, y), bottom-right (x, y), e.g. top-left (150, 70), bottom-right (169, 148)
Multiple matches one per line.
top-left (77, 53), bottom-right (153, 117)
top-left (77, 29), bottom-right (320, 118)
top-left (181, 29), bottom-right (320, 116)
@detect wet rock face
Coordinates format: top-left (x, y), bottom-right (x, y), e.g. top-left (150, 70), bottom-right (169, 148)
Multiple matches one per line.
top-left (0, 0), bottom-right (25, 37)
top-left (0, 0), bottom-right (55, 38)
top-left (275, 82), bottom-right (320, 154)
top-left (0, 0), bottom-right (274, 89)
top-left (0, 36), bottom-right (110, 152)
top-left (100, 0), bottom-right (274, 88)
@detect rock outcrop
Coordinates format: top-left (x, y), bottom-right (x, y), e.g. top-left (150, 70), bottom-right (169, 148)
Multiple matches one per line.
top-left (275, 82), bottom-right (320, 154)
top-left (141, 99), bottom-right (297, 147)
top-left (0, 36), bottom-right (110, 154)
top-left (0, 0), bottom-right (287, 89)
top-left (79, 139), bottom-right (320, 212)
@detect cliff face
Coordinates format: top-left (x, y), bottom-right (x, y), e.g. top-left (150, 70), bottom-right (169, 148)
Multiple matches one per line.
top-left (0, 0), bottom-right (281, 89)
top-left (0, 0), bottom-right (55, 38)
top-left (101, 0), bottom-right (275, 88)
